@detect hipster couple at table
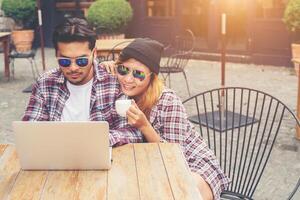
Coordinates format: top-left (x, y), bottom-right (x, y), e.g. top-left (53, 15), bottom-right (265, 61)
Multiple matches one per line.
top-left (22, 16), bottom-right (229, 200)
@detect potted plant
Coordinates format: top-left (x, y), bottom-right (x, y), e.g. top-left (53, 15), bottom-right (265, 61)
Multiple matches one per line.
top-left (283, 0), bottom-right (300, 74)
top-left (1, 0), bottom-right (36, 52)
top-left (87, 0), bottom-right (133, 39)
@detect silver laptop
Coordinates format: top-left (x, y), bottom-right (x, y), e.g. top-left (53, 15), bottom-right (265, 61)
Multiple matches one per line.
top-left (13, 121), bottom-right (112, 170)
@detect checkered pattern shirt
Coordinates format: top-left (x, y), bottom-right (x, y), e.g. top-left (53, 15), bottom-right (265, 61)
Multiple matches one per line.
top-left (149, 88), bottom-right (230, 199)
top-left (22, 62), bottom-right (144, 147)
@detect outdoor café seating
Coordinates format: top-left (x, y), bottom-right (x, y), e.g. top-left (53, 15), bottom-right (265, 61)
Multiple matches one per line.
top-left (9, 41), bottom-right (39, 79)
top-left (183, 87), bottom-right (300, 199)
top-left (160, 29), bottom-right (195, 96)
top-left (106, 39), bottom-right (133, 61)
top-left (96, 38), bottom-right (134, 62)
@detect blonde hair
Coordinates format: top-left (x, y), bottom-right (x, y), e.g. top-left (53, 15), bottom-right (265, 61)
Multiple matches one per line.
top-left (136, 74), bottom-right (164, 118)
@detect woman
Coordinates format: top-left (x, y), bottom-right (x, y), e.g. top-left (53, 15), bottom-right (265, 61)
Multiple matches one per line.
top-left (102, 38), bottom-right (229, 200)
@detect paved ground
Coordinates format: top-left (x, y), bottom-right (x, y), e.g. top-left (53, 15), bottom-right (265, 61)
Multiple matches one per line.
top-left (0, 48), bottom-right (299, 199)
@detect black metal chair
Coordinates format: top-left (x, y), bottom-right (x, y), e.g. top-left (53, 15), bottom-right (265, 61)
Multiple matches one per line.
top-left (107, 40), bottom-right (132, 61)
top-left (160, 29), bottom-right (195, 96)
top-left (288, 177), bottom-right (300, 200)
top-left (182, 87), bottom-right (300, 199)
top-left (9, 41), bottom-right (39, 79)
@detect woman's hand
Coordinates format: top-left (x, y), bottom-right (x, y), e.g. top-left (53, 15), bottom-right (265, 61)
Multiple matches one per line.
top-left (126, 101), bottom-right (160, 142)
top-left (126, 101), bottom-right (150, 130)
top-left (100, 61), bottom-right (116, 75)
top-left (127, 101), bottom-right (161, 143)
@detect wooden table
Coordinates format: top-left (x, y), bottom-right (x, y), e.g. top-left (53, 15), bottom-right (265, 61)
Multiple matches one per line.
top-left (293, 58), bottom-right (300, 140)
top-left (0, 32), bottom-right (11, 79)
top-left (0, 143), bottom-right (202, 200)
top-left (96, 38), bottom-right (134, 59)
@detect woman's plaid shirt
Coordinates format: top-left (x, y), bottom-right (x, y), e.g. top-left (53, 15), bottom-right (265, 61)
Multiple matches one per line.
top-left (22, 64), bottom-right (144, 147)
top-left (149, 89), bottom-right (230, 199)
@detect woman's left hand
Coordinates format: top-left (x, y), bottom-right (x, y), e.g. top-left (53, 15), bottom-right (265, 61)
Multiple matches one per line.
top-left (126, 101), bottom-right (150, 130)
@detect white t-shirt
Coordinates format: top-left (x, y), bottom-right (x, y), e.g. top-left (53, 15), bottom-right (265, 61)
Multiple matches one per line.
top-left (61, 79), bottom-right (93, 121)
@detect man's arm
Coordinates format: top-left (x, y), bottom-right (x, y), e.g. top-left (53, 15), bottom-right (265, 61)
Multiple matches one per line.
top-left (109, 116), bottom-right (144, 147)
top-left (22, 82), bottom-right (49, 121)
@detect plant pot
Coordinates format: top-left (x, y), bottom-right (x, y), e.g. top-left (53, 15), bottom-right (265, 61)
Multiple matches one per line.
top-left (97, 33), bottom-right (125, 40)
top-left (292, 43), bottom-right (300, 76)
top-left (11, 30), bottom-right (34, 52)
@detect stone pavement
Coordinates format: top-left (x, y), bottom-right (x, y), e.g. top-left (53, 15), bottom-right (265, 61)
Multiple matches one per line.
top-left (0, 48), bottom-right (299, 199)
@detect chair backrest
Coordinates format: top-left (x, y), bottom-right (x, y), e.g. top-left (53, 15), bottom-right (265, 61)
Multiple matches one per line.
top-left (174, 29), bottom-right (195, 53)
top-left (163, 29), bottom-right (195, 70)
top-left (10, 41), bottom-right (37, 55)
top-left (182, 87), bottom-right (300, 199)
top-left (107, 40), bottom-right (132, 61)
top-left (288, 177), bottom-right (300, 200)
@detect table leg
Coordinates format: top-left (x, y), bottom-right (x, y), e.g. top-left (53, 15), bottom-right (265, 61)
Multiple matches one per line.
top-left (297, 63), bottom-right (300, 140)
top-left (3, 37), bottom-right (10, 79)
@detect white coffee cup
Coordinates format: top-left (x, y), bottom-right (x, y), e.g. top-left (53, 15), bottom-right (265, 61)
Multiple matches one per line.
top-left (115, 99), bottom-right (132, 117)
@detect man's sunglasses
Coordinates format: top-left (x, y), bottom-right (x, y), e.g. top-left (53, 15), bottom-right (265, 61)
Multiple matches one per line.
top-left (57, 57), bottom-right (90, 68)
top-left (116, 64), bottom-right (151, 81)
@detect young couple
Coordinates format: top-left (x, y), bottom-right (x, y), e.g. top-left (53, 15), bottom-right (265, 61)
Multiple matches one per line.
top-left (23, 17), bottom-right (229, 200)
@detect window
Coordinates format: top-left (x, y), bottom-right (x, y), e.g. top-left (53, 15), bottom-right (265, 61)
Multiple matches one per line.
top-left (256, 0), bottom-right (289, 18)
top-left (147, 0), bottom-right (175, 17)
top-left (55, 0), bottom-right (95, 16)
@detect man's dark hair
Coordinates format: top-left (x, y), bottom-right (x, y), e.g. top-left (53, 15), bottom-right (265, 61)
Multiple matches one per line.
top-left (52, 17), bottom-right (96, 52)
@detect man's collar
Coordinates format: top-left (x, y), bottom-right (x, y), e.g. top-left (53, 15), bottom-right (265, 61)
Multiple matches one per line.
top-left (93, 60), bottom-right (107, 82)
top-left (57, 70), bottom-right (65, 84)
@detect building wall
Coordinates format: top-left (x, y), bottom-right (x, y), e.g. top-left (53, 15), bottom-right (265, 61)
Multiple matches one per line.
top-left (127, 0), bottom-right (292, 66)
top-left (43, 0), bottom-right (292, 66)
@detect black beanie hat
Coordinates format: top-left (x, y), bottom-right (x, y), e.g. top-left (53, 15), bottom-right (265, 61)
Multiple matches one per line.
top-left (120, 38), bottom-right (164, 74)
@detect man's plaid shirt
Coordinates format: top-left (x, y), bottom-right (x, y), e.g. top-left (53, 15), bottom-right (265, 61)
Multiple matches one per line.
top-left (149, 88), bottom-right (230, 199)
top-left (22, 63), bottom-right (144, 147)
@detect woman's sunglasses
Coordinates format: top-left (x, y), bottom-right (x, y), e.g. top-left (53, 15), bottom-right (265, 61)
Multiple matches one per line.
top-left (116, 64), bottom-right (151, 81)
top-left (57, 57), bottom-right (90, 68)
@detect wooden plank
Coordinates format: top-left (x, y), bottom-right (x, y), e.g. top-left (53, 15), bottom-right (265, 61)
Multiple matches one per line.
top-left (159, 143), bottom-right (203, 200)
top-left (9, 171), bottom-right (48, 200)
top-left (107, 144), bottom-right (140, 200)
top-left (134, 143), bottom-right (174, 200)
top-left (77, 171), bottom-right (107, 200)
top-left (55, 2), bottom-right (93, 10)
top-left (0, 145), bottom-right (21, 200)
top-left (41, 171), bottom-right (79, 200)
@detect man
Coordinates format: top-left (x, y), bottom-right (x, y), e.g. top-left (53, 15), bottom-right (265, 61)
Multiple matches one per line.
top-left (22, 17), bottom-right (143, 146)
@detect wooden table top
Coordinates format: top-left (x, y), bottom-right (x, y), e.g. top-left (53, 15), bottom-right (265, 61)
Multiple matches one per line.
top-left (292, 58), bottom-right (300, 64)
top-left (0, 32), bottom-right (11, 38)
top-left (0, 143), bottom-right (202, 200)
top-left (96, 38), bottom-right (134, 52)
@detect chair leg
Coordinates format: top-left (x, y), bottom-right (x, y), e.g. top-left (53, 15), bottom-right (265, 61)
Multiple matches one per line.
top-left (10, 59), bottom-right (15, 79)
top-left (28, 58), bottom-right (36, 79)
top-left (160, 73), bottom-right (168, 86)
top-left (32, 58), bottom-right (39, 79)
top-left (168, 73), bottom-right (171, 89)
top-left (182, 70), bottom-right (191, 96)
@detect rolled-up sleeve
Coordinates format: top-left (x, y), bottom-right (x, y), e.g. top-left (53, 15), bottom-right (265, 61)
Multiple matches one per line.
top-left (109, 112), bottom-right (144, 147)
top-left (22, 82), bottom-right (49, 121)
